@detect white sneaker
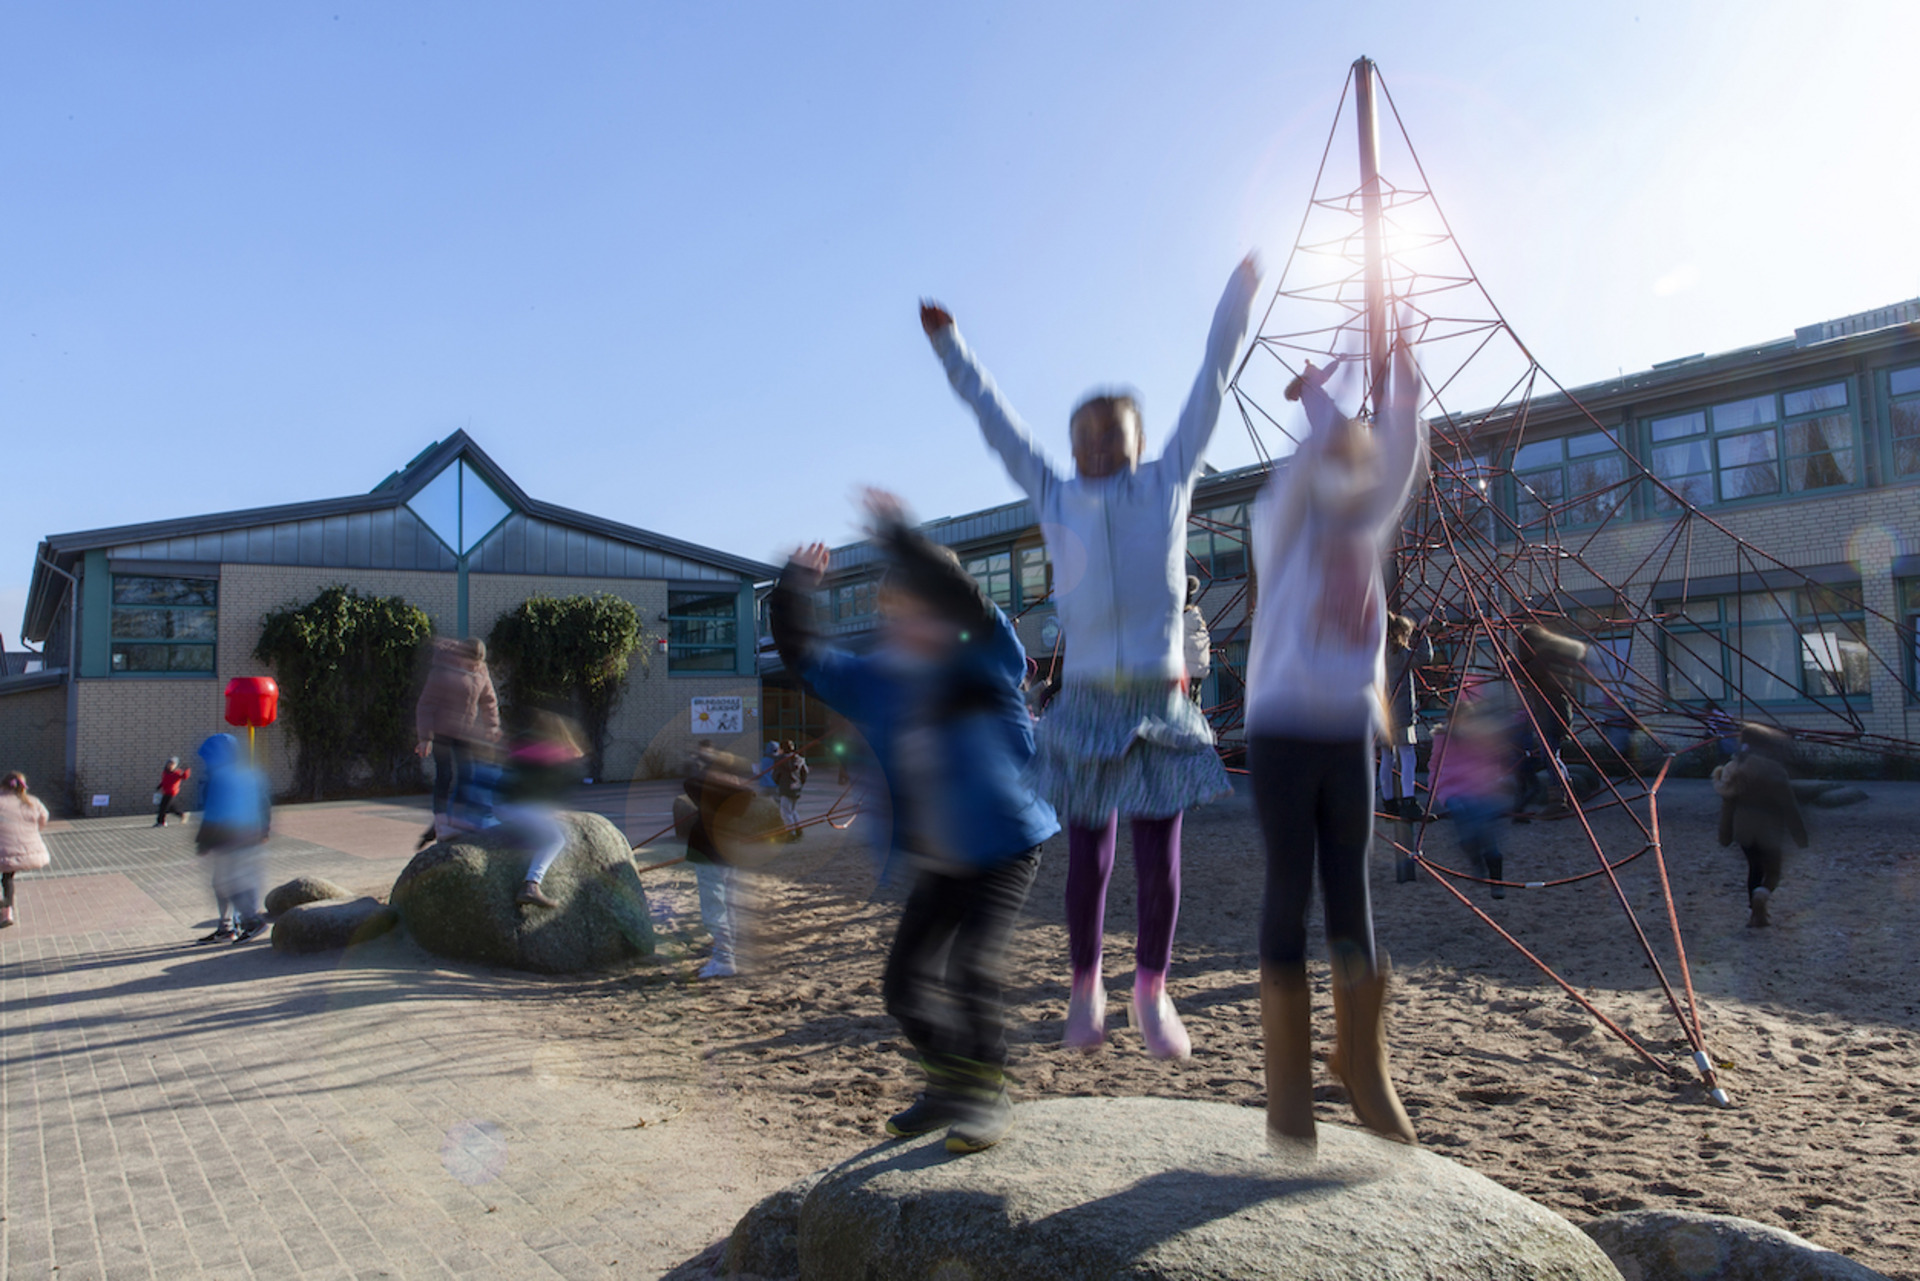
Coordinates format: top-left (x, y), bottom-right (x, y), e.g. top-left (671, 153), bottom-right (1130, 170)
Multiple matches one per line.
top-left (699, 956), bottom-right (737, 979)
top-left (1063, 974), bottom-right (1107, 1050)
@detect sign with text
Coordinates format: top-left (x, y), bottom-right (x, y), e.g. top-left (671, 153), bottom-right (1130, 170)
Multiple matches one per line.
top-left (690, 696), bottom-right (743, 736)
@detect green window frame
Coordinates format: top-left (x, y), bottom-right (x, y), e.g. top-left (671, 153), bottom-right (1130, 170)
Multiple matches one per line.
top-left (1646, 381), bottom-right (1856, 512)
top-left (1511, 430), bottom-right (1631, 531)
top-left (109, 574), bottom-right (217, 675)
top-left (1187, 502), bottom-right (1250, 579)
top-left (964, 551), bottom-right (1013, 609)
top-left (667, 588), bottom-right (739, 673)
top-left (1887, 364), bottom-right (1920, 479)
top-left (1658, 584), bottom-right (1869, 705)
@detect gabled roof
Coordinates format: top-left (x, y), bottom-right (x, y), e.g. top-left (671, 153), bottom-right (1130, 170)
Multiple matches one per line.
top-left (23, 432), bottom-right (778, 642)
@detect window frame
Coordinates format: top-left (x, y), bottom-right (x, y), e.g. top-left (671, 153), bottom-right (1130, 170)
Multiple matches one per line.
top-left (1644, 379), bottom-right (1859, 513)
top-left (666, 587), bottom-right (741, 674)
top-left (1509, 429), bottom-right (1633, 532)
top-left (108, 574), bottom-right (218, 677)
top-left (1657, 583), bottom-right (1871, 707)
top-left (1885, 363), bottom-right (1920, 481)
top-left (1187, 501), bottom-right (1250, 580)
top-left (963, 550), bottom-right (1014, 609)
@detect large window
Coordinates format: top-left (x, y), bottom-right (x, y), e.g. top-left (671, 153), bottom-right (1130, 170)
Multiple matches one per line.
top-left (110, 575), bottom-right (217, 674)
top-left (1901, 579), bottom-right (1920, 701)
top-left (667, 589), bottom-right (739, 673)
top-left (1659, 585), bottom-right (1869, 704)
top-left (1512, 430), bottom-right (1630, 530)
top-left (965, 551), bottom-right (1013, 608)
top-left (1188, 502), bottom-right (1249, 579)
top-left (1888, 365), bottom-right (1920, 478)
top-left (1434, 451), bottom-right (1496, 542)
top-left (1647, 382), bottom-right (1855, 512)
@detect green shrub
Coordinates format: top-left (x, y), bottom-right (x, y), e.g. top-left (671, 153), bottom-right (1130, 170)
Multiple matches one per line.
top-left (486, 593), bottom-right (652, 776)
top-left (254, 586), bottom-right (434, 799)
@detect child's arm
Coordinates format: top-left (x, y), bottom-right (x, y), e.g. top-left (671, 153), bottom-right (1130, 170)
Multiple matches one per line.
top-left (1371, 323), bottom-right (1432, 535)
top-left (1160, 254), bottom-right (1262, 479)
top-left (769, 546), bottom-right (872, 722)
top-left (922, 303), bottom-right (1060, 501)
top-left (1251, 356), bottom-right (1347, 567)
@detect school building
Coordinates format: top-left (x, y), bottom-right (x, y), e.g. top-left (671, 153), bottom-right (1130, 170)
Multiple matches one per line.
top-left (790, 297), bottom-right (1920, 764)
top-left (1, 432), bottom-right (777, 815)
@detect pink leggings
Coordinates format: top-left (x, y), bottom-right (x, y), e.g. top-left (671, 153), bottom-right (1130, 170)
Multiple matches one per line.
top-left (1065, 812), bottom-right (1183, 974)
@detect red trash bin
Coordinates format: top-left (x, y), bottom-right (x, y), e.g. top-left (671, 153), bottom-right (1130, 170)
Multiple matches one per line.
top-left (224, 677), bottom-right (279, 728)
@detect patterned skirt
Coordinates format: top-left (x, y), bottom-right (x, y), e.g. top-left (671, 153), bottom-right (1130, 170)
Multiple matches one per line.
top-left (1033, 681), bottom-right (1232, 825)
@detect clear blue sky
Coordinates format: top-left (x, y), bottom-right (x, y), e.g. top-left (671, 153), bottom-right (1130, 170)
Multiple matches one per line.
top-left (4, 1), bottom-right (1917, 643)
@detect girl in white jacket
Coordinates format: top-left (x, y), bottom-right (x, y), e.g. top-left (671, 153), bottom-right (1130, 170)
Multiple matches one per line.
top-left (1244, 330), bottom-right (1427, 1148)
top-left (921, 255), bottom-right (1259, 1060)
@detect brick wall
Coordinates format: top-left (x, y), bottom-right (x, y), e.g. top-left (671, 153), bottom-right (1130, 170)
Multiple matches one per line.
top-left (0, 682), bottom-right (69, 811)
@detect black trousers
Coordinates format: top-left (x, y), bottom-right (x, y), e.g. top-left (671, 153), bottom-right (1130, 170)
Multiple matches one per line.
top-left (155, 794), bottom-right (183, 825)
top-left (882, 849), bottom-right (1041, 1068)
top-left (1249, 735), bottom-right (1378, 969)
top-left (431, 737), bottom-right (473, 815)
top-left (1742, 843), bottom-right (1782, 896)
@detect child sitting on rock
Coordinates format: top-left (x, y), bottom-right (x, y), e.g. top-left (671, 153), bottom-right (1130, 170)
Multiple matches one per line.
top-left (771, 489), bottom-right (1058, 1154)
top-left (496, 713), bottom-right (586, 910)
top-left (1711, 724), bottom-right (1807, 927)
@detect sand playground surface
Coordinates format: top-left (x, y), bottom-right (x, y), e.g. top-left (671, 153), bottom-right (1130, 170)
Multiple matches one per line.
top-left (348, 777), bottom-right (1919, 1277)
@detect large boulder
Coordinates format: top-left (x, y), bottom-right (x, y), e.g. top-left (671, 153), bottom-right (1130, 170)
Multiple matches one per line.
top-left (264, 875), bottom-right (352, 915)
top-left (270, 897), bottom-right (399, 954)
top-left (729, 1097), bottom-right (1621, 1281)
top-left (388, 811), bottom-right (655, 974)
top-left (1582, 1209), bottom-right (1886, 1280)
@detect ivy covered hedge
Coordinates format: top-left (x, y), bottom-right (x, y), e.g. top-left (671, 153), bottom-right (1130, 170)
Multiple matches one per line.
top-left (254, 586), bottom-right (434, 799)
top-left (487, 593), bottom-right (651, 776)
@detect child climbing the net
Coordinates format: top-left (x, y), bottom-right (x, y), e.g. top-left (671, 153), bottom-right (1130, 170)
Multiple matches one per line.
top-left (919, 253), bottom-right (1260, 1060)
top-left (1244, 323), bottom-right (1428, 1149)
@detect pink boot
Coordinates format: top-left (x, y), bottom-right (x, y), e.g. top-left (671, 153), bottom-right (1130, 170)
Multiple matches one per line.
top-left (1132, 969), bottom-right (1191, 1061)
top-left (0, 904), bottom-right (14, 928)
top-left (1063, 970), bottom-right (1107, 1050)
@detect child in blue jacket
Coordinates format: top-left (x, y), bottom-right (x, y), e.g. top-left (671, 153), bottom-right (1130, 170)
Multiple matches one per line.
top-left (772, 490), bottom-right (1059, 1154)
top-left (194, 733), bottom-right (272, 943)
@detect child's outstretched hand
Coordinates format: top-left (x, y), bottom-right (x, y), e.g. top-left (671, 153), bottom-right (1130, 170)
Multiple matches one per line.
top-left (860, 487), bottom-right (910, 534)
top-left (789, 543), bottom-right (830, 579)
top-left (919, 300), bottom-right (953, 338)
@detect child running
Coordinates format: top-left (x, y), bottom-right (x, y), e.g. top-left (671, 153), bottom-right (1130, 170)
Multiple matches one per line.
top-left (771, 489), bottom-right (1058, 1154)
top-left (1244, 330), bottom-right (1428, 1149)
top-left (1711, 724), bottom-right (1807, 927)
top-left (920, 254), bottom-right (1260, 1059)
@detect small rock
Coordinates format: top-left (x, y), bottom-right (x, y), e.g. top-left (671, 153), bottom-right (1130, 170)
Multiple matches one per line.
top-left (724, 1172), bottom-right (822, 1281)
top-left (264, 876), bottom-right (352, 915)
top-left (270, 897), bottom-right (399, 954)
top-left (1808, 786), bottom-right (1868, 809)
top-left (1583, 1208), bottom-right (1886, 1280)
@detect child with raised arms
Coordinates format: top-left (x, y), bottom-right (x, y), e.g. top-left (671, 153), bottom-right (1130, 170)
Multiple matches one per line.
top-left (920, 254), bottom-right (1259, 1059)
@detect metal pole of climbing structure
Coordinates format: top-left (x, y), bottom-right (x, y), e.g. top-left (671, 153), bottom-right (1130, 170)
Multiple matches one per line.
top-left (1353, 55), bottom-right (1389, 415)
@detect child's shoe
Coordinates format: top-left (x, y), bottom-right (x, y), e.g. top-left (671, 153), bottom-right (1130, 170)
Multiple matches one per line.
top-left (699, 955), bottom-right (737, 979)
top-left (197, 924), bottom-right (236, 944)
top-left (1062, 970), bottom-right (1106, 1050)
top-left (944, 1060), bottom-right (1013, 1153)
top-left (516, 880), bottom-right (560, 908)
top-left (1132, 970), bottom-right (1192, 1061)
top-left (0, 905), bottom-right (14, 928)
top-left (1748, 886), bottom-right (1771, 928)
top-left (233, 919), bottom-right (265, 943)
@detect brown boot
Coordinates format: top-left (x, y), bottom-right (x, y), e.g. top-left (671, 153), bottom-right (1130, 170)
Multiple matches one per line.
top-left (1329, 954), bottom-right (1418, 1145)
top-left (516, 880), bottom-right (559, 908)
top-left (1260, 962), bottom-right (1316, 1149)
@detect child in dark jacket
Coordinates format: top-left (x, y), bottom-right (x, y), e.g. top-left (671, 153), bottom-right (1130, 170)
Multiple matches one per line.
top-left (1712, 724), bottom-right (1808, 927)
top-left (772, 489), bottom-right (1059, 1154)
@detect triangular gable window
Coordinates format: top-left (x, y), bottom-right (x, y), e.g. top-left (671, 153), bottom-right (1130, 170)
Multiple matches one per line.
top-left (407, 458), bottom-right (514, 555)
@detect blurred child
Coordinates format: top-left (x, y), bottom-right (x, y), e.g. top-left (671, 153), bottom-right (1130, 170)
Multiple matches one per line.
top-left (1379, 614), bottom-right (1432, 819)
top-left (1182, 576), bottom-right (1212, 707)
top-left (674, 745), bottom-right (780, 978)
top-left (1429, 696), bottom-right (1513, 899)
top-left (1712, 724), bottom-right (1807, 927)
top-left (775, 739), bottom-right (809, 838)
top-left (194, 734), bottom-right (271, 943)
top-left (494, 713), bottom-right (586, 910)
top-left (1511, 623), bottom-right (1588, 817)
top-left (771, 490), bottom-right (1058, 1154)
top-left (0, 772), bottom-right (51, 929)
top-left (1243, 329), bottom-right (1428, 1149)
top-left (154, 756), bottom-right (191, 827)
top-left (921, 254), bottom-right (1259, 1059)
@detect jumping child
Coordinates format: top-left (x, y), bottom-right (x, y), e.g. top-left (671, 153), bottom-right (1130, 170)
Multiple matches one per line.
top-left (920, 254), bottom-right (1260, 1059)
top-left (771, 489), bottom-right (1058, 1154)
top-left (1244, 331), bottom-right (1428, 1149)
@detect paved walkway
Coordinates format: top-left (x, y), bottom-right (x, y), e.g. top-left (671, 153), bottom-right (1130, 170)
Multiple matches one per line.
top-left (0, 785), bottom-right (805, 1280)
